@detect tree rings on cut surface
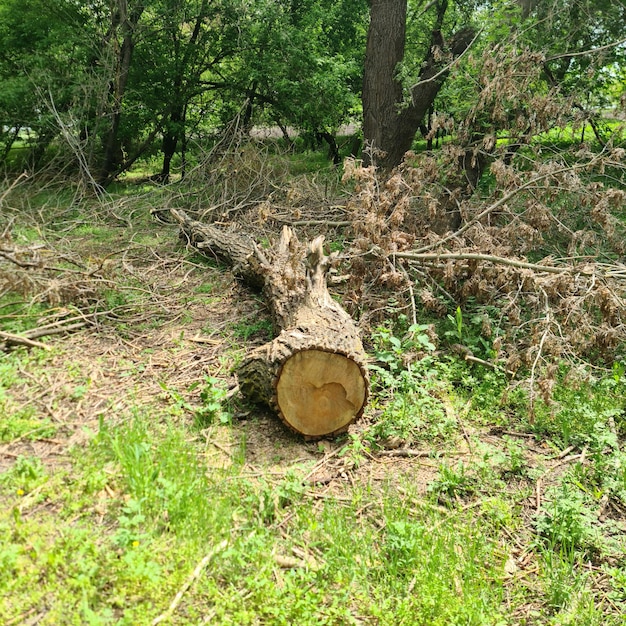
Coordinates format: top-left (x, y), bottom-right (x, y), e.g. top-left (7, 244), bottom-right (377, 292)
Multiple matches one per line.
top-left (171, 208), bottom-right (370, 438)
top-left (276, 349), bottom-right (367, 437)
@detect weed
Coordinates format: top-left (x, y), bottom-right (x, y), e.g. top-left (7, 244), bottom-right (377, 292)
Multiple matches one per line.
top-left (0, 410), bottom-right (57, 443)
top-left (338, 433), bottom-right (370, 469)
top-left (367, 323), bottom-right (453, 446)
top-left (1, 455), bottom-right (47, 489)
top-left (371, 318), bottom-right (436, 373)
top-left (113, 498), bottom-right (150, 548)
top-left (446, 306), bottom-right (464, 343)
top-left (231, 318), bottom-right (272, 341)
top-left (604, 565), bottom-right (626, 603)
top-left (535, 482), bottom-right (602, 555)
top-left (193, 282), bottom-right (216, 294)
top-left (479, 497), bottom-right (517, 530)
top-left (372, 499), bottom-right (506, 624)
top-left (540, 549), bottom-right (592, 616)
top-left (502, 437), bottom-right (529, 477)
top-left (428, 461), bottom-right (476, 505)
top-left (193, 376), bottom-right (232, 426)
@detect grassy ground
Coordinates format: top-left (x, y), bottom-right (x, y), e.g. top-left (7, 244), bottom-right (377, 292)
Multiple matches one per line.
top-left (1, 183), bottom-right (626, 625)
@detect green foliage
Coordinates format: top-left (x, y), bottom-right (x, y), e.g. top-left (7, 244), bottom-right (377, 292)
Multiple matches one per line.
top-left (338, 433), bottom-right (370, 469)
top-left (230, 318), bottom-right (273, 341)
top-left (529, 368), bottom-right (626, 502)
top-left (540, 549), bottom-right (594, 617)
top-left (428, 461), bottom-right (477, 504)
top-left (446, 306), bottom-right (464, 342)
top-left (443, 304), bottom-right (503, 361)
top-left (0, 455), bottom-right (47, 493)
top-left (0, 412), bottom-right (56, 443)
top-left (372, 318), bottom-right (436, 372)
top-left (194, 376), bottom-right (232, 426)
top-left (367, 322), bottom-right (454, 445)
top-left (91, 413), bottom-right (229, 538)
top-left (0, 300), bottom-right (50, 334)
top-left (0, 351), bottom-right (57, 443)
top-left (536, 483), bottom-right (602, 555)
top-left (373, 510), bottom-right (505, 624)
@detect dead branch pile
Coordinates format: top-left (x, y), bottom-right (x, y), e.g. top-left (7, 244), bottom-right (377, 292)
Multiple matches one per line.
top-left (342, 146), bottom-right (626, 381)
top-left (0, 231), bottom-right (111, 349)
top-left (0, 235), bottom-right (101, 306)
top-left (0, 223), bottom-right (191, 351)
top-left (163, 129), bottom-right (349, 242)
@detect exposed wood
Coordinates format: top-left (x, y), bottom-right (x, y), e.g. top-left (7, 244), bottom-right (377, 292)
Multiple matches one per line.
top-left (171, 209), bottom-right (369, 438)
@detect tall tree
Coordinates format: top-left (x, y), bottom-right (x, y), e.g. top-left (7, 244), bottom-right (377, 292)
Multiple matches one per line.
top-left (362, 0), bottom-right (474, 170)
top-left (99, 0), bottom-right (146, 185)
top-left (137, 0), bottom-right (243, 182)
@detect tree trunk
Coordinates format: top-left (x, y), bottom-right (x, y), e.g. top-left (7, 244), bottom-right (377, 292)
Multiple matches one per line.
top-left (99, 1), bottom-right (145, 186)
top-left (159, 105), bottom-right (183, 183)
top-left (317, 131), bottom-right (341, 165)
top-left (170, 209), bottom-right (369, 438)
top-left (362, 0), bottom-right (474, 171)
top-left (362, 0), bottom-right (407, 168)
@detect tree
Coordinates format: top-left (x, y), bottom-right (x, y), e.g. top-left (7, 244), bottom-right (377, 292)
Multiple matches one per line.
top-left (362, 0), bottom-right (475, 170)
top-left (361, 0), bottom-right (625, 201)
top-left (98, 0), bottom-right (146, 185)
top-left (129, 0), bottom-right (246, 183)
top-left (0, 0), bottom-right (94, 168)
top-left (0, 0), bottom-right (368, 181)
top-left (217, 0), bottom-right (367, 156)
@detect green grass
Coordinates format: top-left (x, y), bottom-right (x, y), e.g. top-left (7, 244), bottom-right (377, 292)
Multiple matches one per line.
top-left (0, 411), bottom-right (507, 625)
top-left (3, 340), bottom-right (625, 624)
top-left (0, 351), bottom-right (58, 443)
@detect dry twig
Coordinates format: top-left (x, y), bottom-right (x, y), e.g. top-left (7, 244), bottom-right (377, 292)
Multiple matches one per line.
top-left (151, 539), bottom-right (229, 625)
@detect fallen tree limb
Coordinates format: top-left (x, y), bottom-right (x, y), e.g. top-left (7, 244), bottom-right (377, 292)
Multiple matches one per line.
top-left (0, 321), bottom-right (89, 352)
top-left (171, 208), bottom-right (369, 438)
top-left (395, 251), bottom-right (572, 274)
top-left (0, 330), bottom-right (51, 351)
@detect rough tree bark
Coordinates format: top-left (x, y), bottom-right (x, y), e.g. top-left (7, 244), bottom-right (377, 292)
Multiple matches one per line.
top-left (362, 0), bottom-right (474, 171)
top-left (99, 0), bottom-right (145, 186)
top-left (170, 209), bottom-right (369, 438)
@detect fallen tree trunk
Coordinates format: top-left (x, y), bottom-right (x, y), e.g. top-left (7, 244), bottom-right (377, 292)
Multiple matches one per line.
top-left (171, 209), bottom-right (369, 438)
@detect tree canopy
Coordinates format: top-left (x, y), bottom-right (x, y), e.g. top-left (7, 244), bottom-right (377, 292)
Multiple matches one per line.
top-left (0, 0), bottom-right (623, 184)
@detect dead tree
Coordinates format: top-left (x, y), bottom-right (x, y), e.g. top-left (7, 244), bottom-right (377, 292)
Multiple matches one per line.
top-left (171, 209), bottom-right (369, 438)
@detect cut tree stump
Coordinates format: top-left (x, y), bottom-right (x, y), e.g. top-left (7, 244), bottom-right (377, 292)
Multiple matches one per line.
top-left (171, 209), bottom-right (369, 437)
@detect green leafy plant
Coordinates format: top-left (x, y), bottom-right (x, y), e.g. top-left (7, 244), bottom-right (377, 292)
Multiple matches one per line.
top-left (446, 306), bottom-right (464, 342)
top-left (371, 319), bottom-right (435, 374)
top-left (428, 461), bottom-right (476, 505)
top-left (338, 433), bottom-right (370, 469)
top-left (113, 498), bottom-right (148, 548)
top-left (535, 483), bottom-right (602, 554)
top-left (0, 455), bottom-right (47, 493)
top-left (231, 318), bottom-right (273, 341)
top-left (195, 376), bottom-right (232, 426)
